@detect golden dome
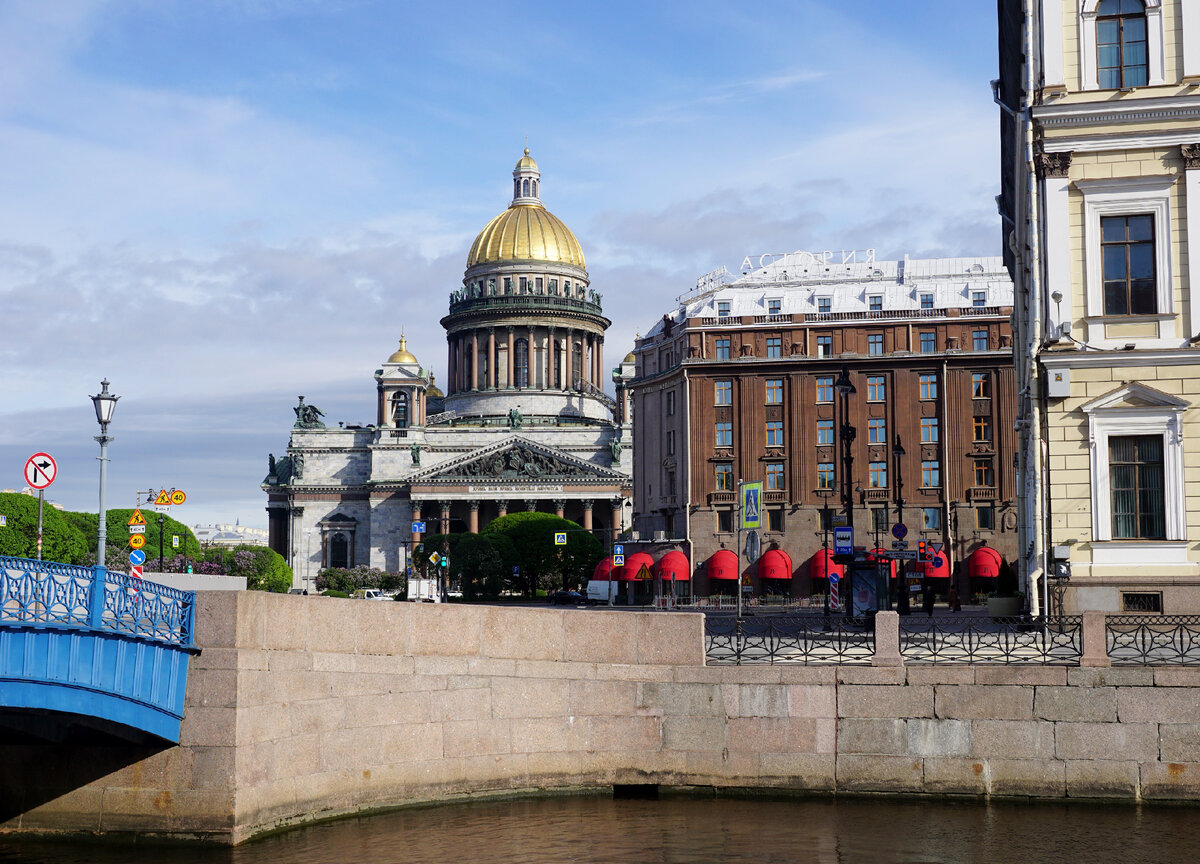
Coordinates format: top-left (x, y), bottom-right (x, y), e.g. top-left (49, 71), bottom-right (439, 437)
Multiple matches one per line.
top-left (466, 203), bottom-right (586, 269)
top-left (515, 147), bottom-right (538, 171)
top-left (624, 350), bottom-right (635, 363)
top-left (387, 335), bottom-right (419, 364)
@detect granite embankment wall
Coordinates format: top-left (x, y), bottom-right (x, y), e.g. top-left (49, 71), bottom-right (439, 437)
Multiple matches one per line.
top-left (4, 593), bottom-right (1200, 845)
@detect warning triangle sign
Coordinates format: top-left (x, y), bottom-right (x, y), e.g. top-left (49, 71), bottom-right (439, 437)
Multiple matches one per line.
top-left (154, 489), bottom-right (171, 506)
top-left (636, 563), bottom-right (653, 580)
top-left (128, 509), bottom-right (147, 526)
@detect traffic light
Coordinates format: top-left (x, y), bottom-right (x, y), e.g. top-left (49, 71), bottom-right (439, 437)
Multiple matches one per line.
top-left (917, 540), bottom-right (929, 562)
top-left (439, 555), bottom-right (449, 568)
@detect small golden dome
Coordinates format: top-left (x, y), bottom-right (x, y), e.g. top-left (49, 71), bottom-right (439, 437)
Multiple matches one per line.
top-left (387, 335), bottom-right (419, 364)
top-left (515, 147), bottom-right (538, 172)
top-left (623, 350), bottom-right (635, 363)
top-left (466, 204), bottom-right (586, 269)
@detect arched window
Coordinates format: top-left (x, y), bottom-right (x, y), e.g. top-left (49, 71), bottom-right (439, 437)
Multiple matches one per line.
top-left (1097, 0), bottom-right (1148, 88)
top-left (391, 391), bottom-right (408, 428)
top-left (330, 533), bottom-right (349, 568)
top-left (532, 180), bottom-right (538, 197)
top-left (515, 339), bottom-right (529, 388)
top-left (522, 178), bottom-right (530, 197)
top-left (513, 178), bottom-right (520, 199)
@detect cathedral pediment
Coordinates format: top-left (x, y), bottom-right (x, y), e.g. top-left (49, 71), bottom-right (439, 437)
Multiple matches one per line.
top-left (410, 436), bottom-right (624, 484)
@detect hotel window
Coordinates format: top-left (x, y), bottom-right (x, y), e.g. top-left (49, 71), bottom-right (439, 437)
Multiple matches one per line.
top-left (976, 506), bottom-right (995, 530)
top-left (974, 416), bottom-right (993, 443)
top-left (666, 391), bottom-right (676, 415)
top-left (717, 301), bottom-right (731, 318)
top-left (766, 420), bottom-right (784, 447)
top-left (715, 337), bottom-right (731, 360)
top-left (869, 295), bottom-right (883, 312)
top-left (868, 417), bottom-right (886, 445)
top-left (666, 430), bottom-right (675, 456)
top-left (715, 421), bottom-right (733, 447)
top-left (972, 372), bottom-right (991, 398)
top-left (919, 374), bottom-right (938, 400)
top-left (972, 290), bottom-right (987, 308)
top-left (867, 376), bottom-right (885, 401)
top-left (1097, 0), bottom-right (1149, 89)
top-left (869, 461), bottom-right (887, 488)
top-left (715, 463), bottom-right (734, 491)
top-left (922, 507), bottom-right (941, 531)
top-left (817, 419), bottom-right (833, 445)
top-left (921, 417), bottom-right (938, 444)
top-left (1102, 214), bottom-right (1155, 315)
top-left (715, 380), bottom-right (732, 405)
top-left (920, 332), bottom-right (936, 353)
top-left (973, 330), bottom-right (989, 351)
top-left (973, 458), bottom-right (994, 487)
top-left (818, 297), bottom-right (831, 314)
top-left (666, 471), bottom-right (676, 496)
top-left (872, 507), bottom-right (889, 533)
top-left (922, 460), bottom-right (941, 488)
top-left (766, 462), bottom-right (784, 490)
top-left (816, 377), bottom-right (833, 403)
top-left (920, 293), bottom-right (934, 309)
top-left (766, 337), bottom-right (782, 358)
top-left (767, 298), bottom-right (782, 316)
top-left (717, 508), bottom-right (733, 532)
top-left (1110, 435), bottom-right (1164, 539)
top-left (868, 334), bottom-right (883, 356)
top-left (765, 379), bottom-right (783, 404)
top-left (817, 463), bottom-right (835, 489)
top-left (768, 509), bottom-right (784, 532)
top-left (817, 335), bottom-right (832, 357)
top-left (818, 508), bottom-right (835, 531)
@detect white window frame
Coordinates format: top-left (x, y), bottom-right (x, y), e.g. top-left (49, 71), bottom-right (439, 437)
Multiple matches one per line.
top-left (1078, 0), bottom-right (1164, 91)
top-left (1075, 175), bottom-right (1175, 347)
top-left (1082, 383), bottom-right (1186, 546)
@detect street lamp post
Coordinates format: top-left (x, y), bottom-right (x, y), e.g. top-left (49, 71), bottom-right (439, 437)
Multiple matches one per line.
top-left (818, 488), bottom-right (833, 630)
top-left (893, 434), bottom-right (907, 613)
top-left (834, 367), bottom-right (856, 617)
top-left (89, 380), bottom-right (119, 628)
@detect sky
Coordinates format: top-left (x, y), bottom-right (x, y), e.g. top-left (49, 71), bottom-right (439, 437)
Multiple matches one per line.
top-left (0, 0), bottom-right (1004, 530)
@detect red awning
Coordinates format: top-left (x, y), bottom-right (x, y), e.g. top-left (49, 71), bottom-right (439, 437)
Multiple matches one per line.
top-left (593, 558), bottom-right (613, 581)
top-left (968, 545), bottom-right (1002, 580)
top-left (915, 550), bottom-right (952, 578)
top-left (866, 548), bottom-right (899, 579)
top-left (615, 551), bottom-right (654, 581)
top-left (757, 548), bottom-right (793, 580)
top-left (707, 549), bottom-right (740, 580)
top-left (809, 548), bottom-right (843, 581)
top-left (655, 550), bottom-right (691, 581)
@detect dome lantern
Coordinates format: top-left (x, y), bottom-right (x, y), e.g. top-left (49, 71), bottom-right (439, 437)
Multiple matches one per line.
top-left (512, 148), bottom-right (540, 204)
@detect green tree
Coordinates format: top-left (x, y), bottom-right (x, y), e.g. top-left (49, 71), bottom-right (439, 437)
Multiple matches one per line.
top-left (0, 493), bottom-right (89, 564)
top-left (482, 512), bottom-right (602, 596)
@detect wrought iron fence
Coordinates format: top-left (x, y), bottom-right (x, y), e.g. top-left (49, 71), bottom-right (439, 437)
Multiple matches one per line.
top-left (705, 614), bottom-right (874, 665)
top-left (1106, 615), bottom-right (1200, 666)
top-left (0, 557), bottom-right (195, 647)
top-left (899, 615), bottom-right (1082, 664)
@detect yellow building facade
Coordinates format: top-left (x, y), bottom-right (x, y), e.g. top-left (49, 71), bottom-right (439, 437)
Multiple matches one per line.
top-left (1000, 0), bottom-right (1200, 613)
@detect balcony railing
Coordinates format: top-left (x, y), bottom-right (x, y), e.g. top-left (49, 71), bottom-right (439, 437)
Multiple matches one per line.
top-left (969, 487), bottom-right (997, 501)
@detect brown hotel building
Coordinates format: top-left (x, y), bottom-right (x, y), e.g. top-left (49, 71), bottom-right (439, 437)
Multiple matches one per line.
top-left (627, 253), bottom-right (1017, 598)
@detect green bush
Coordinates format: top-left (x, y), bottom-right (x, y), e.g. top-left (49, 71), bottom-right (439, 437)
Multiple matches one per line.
top-left (322, 589), bottom-right (350, 598)
top-left (0, 493), bottom-right (90, 564)
top-left (482, 512), bottom-right (602, 596)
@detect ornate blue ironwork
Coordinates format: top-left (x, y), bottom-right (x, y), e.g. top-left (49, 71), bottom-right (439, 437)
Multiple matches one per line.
top-left (899, 615), bottom-right (1082, 664)
top-left (1107, 615), bottom-right (1200, 665)
top-left (706, 614), bottom-right (874, 665)
top-left (0, 557), bottom-right (194, 648)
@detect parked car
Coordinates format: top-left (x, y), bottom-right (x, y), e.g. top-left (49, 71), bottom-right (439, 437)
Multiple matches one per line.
top-left (549, 589), bottom-right (586, 605)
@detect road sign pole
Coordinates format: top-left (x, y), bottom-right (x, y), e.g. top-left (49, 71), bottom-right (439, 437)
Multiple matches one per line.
top-left (35, 489), bottom-right (44, 561)
top-left (736, 479), bottom-right (743, 621)
top-left (158, 513), bottom-right (165, 574)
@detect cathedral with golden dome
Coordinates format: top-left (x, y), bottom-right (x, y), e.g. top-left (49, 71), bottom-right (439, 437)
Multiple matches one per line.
top-left (263, 152), bottom-right (633, 581)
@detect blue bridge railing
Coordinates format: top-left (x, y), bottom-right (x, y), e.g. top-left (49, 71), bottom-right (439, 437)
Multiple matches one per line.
top-left (0, 556), bottom-right (195, 648)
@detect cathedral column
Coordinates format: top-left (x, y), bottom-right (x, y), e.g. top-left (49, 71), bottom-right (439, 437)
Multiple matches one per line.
top-left (496, 500), bottom-right (509, 519)
top-left (506, 327), bottom-right (515, 389)
top-left (528, 326), bottom-right (536, 389)
top-left (468, 501), bottom-right (480, 534)
top-left (554, 499), bottom-right (565, 519)
top-left (448, 337), bottom-right (457, 397)
top-left (439, 500), bottom-right (452, 535)
top-left (581, 500), bottom-right (593, 531)
top-left (525, 500), bottom-right (538, 511)
top-left (471, 332), bottom-right (480, 391)
top-left (487, 328), bottom-right (496, 389)
top-left (610, 498), bottom-right (623, 544)
top-left (596, 336), bottom-right (604, 387)
top-left (411, 503), bottom-right (423, 546)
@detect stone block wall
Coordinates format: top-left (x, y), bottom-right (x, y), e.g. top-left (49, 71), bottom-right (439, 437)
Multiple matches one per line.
top-left (5, 595), bottom-right (1200, 845)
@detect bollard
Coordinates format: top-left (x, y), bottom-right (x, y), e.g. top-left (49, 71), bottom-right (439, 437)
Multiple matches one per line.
top-left (1079, 609), bottom-right (1111, 667)
top-left (872, 610), bottom-right (904, 667)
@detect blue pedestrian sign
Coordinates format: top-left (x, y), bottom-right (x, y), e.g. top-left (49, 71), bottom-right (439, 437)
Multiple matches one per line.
top-left (892, 522), bottom-right (908, 540)
top-left (834, 526), bottom-right (853, 555)
top-left (554, 532), bottom-right (567, 546)
top-left (129, 549), bottom-right (146, 566)
top-left (411, 521), bottom-right (426, 533)
top-left (613, 554), bottom-right (625, 566)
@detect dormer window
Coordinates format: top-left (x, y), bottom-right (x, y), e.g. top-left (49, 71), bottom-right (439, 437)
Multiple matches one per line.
top-left (717, 301), bottom-right (731, 318)
top-left (767, 298), bottom-right (781, 316)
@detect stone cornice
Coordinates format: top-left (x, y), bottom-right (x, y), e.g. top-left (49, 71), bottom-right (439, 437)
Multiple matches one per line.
top-left (1039, 348), bottom-right (1200, 369)
top-left (1033, 95), bottom-right (1200, 130)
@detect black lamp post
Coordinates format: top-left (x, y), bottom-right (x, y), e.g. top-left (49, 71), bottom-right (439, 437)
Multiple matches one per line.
top-left (893, 434), bottom-right (908, 613)
top-left (834, 367), bottom-right (856, 617)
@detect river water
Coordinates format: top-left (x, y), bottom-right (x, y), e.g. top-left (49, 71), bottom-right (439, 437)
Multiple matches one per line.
top-left (1, 794), bottom-right (1197, 863)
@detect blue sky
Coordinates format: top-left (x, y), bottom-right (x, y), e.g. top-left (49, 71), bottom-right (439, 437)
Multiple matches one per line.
top-left (1, 0), bottom-right (1003, 530)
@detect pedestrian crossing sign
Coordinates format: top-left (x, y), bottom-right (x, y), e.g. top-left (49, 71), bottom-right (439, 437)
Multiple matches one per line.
top-left (741, 483), bottom-right (762, 529)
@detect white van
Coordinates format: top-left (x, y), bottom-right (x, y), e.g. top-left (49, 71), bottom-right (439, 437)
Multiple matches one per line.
top-left (352, 588), bottom-right (385, 600)
top-left (585, 580), bottom-right (617, 605)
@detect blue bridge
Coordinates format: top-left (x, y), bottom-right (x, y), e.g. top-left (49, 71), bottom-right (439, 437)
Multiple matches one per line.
top-left (0, 557), bottom-right (196, 743)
